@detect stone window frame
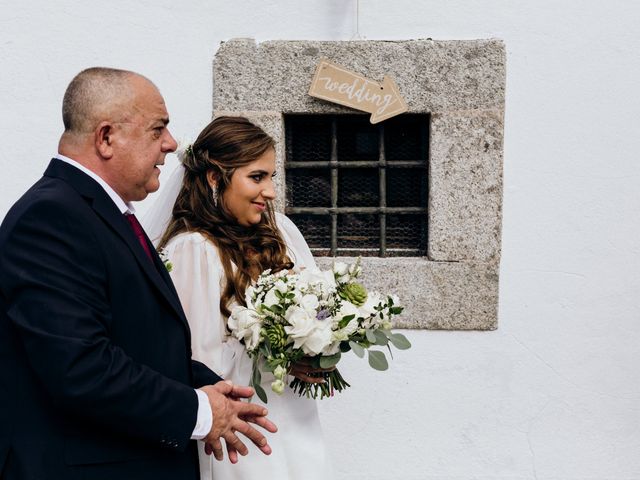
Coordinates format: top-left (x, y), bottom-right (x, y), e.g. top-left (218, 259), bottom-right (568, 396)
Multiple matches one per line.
top-left (213, 38), bottom-right (505, 330)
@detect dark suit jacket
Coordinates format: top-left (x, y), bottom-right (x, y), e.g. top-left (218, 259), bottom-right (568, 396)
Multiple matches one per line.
top-left (0, 159), bottom-right (222, 479)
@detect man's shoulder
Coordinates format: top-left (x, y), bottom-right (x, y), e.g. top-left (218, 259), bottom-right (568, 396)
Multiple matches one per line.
top-left (0, 175), bottom-right (90, 236)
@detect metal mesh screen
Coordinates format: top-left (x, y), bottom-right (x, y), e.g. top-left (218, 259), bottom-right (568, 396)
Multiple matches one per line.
top-left (285, 114), bottom-right (429, 257)
top-left (336, 115), bottom-right (379, 161)
top-left (338, 168), bottom-right (378, 207)
top-left (286, 116), bottom-right (332, 161)
top-left (384, 114), bottom-right (429, 161)
top-left (386, 167), bottom-right (428, 208)
top-left (286, 168), bottom-right (331, 207)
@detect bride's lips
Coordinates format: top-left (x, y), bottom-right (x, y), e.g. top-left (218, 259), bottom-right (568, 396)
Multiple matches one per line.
top-left (252, 201), bottom-right (266, 211)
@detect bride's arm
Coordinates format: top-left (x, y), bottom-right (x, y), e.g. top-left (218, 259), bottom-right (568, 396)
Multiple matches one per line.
top-left (166, 233), bottom-right (228, 382)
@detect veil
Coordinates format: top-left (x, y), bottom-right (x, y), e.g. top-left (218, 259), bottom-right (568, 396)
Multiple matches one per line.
top-left (142, 163), bottom-right (185, 246)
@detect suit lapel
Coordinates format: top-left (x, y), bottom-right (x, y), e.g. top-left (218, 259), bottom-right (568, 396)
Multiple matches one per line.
top-left (43, 159), bottom-right (191, 335)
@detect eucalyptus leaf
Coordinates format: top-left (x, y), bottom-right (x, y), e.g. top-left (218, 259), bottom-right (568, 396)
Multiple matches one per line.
top-left (251, 364), bottom-right (262, 387)
top-left (338, 314), bottom-right (355, 329)
top-left (368, 350), bottom-right (389, 371)
top-left (254, 383), bottom-right (268, 403)
top-left (388, 333), bottom-right (412, 350)
top-left (319, 352), bottom-right (341, 369)
top-left (365, 329), bottom-right (377, 343)
top-left (373, 330), bottom-right (389, 346)
top-left (349, 341), bottom-right (365, 358)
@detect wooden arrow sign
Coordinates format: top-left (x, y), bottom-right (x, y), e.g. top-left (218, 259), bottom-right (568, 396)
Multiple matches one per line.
top-left (308, 59), bottom-right (408, 124)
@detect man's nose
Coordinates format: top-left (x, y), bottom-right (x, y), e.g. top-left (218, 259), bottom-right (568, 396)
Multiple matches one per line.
top-left (163, 130), bottom-right (178, 153)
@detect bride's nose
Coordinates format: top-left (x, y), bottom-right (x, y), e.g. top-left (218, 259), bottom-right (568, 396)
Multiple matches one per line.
top-left (261, 182), bottom-right (276, 200)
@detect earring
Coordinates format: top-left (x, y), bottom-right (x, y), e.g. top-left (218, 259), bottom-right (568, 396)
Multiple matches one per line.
top-left (211, 185), bottom-right (218, 207)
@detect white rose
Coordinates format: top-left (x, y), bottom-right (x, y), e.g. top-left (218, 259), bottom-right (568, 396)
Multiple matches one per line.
top-left (262, 288), bottom-right (280, 309)
top-left (301, 321), bottom-right (333, 356)
top-left (322, 270), bottom-right (337, 290)
top-left (359, 291), bottom-right (383, 318)
top-left (228, 306), bottom-right (263, 351)
top-left (274, 279), bottom-right (288, 293)
top-left (284, 307), bottom-right (316, 341)
top-left (337, 300), bottom-right (360, 321)
top-left (285, 307), bottom-right (333, 356)
top-left (290, 288), bottom-right (302, 304)
top-left (333, 261), bottom-right (349, 282)
top-left (298, 267), bottom-right (324, 286)
top-left (300, 294), bottom-right (319, 315)
top-left (298, 268), bottom-right (337, 294)
top-left (245, 285), bottom-right (258, 309)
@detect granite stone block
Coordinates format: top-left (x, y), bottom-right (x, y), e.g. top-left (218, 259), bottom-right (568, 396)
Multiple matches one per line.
top-left (214, 38), bottom-right (506, 114)
top-left (428, 111), bottom-right (504, 263)
top-left (315, 257), bottom-right (498, 330)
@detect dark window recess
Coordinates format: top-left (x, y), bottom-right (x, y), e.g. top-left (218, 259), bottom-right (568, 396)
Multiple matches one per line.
top-left (285, 114), bottom-right (429, 257)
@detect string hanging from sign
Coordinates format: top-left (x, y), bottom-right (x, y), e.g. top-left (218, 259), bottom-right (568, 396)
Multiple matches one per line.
top-left (351, 0), bottom-right (364, 40)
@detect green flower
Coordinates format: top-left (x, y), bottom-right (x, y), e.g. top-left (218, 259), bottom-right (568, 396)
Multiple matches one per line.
top-left (271, 379), bottom-right (285, 395)
top-left (339, 282), bottom-right (368, 306)
top-left (266, 323), bottom-right (287, 349)
top-left (273, 365), bottom-right (286, 380)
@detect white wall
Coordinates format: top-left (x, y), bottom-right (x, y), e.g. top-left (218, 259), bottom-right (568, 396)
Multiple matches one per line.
top-left (1, 1), bottom-right (639, 478)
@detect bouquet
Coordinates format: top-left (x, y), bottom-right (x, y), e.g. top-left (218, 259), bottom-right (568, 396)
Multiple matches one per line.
top-left (228, 258), bottom-right (411, 401)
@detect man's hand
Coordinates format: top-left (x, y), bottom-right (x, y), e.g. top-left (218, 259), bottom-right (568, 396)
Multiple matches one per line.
top-left (199, 381), bottom-right (277, 462)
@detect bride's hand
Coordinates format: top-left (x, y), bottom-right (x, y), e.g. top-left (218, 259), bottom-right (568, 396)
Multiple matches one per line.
top-left (289, 357), bottom-right (335, 384)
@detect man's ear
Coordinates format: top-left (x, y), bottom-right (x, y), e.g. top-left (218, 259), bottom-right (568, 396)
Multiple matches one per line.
top-left (95, 121), bottom-right (115, 159)
top-left (206, 170), bottom-right (218, 189)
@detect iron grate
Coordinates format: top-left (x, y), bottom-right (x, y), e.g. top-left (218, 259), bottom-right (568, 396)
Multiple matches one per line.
top-left (285, 114), bottom-right (429, 257)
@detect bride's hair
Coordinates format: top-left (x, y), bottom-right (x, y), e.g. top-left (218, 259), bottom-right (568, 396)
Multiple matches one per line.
top-left (159, 116), bottom-right (292, 318)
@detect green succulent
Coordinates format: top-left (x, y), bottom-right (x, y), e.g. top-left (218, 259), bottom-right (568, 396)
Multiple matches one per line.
top-left (266, 323), bottom-right (287, 349)
top-left (339, 282), bottom-right (368, 306)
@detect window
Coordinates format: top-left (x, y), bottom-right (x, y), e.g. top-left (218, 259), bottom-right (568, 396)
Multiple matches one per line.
top-left (285, 114), bottom-right (429, 257)
top-left (213, 38), bottom-right (505, 329)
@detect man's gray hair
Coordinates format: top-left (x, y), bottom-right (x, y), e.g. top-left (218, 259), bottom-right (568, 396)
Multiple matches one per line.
top-left (62, 67), bottom-right (143, 134)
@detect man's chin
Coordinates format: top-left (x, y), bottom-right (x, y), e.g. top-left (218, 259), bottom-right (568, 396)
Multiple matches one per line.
top-left (144, 182), bottom-right (161, 197)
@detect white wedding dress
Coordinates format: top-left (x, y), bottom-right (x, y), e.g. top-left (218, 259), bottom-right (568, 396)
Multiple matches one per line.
top-left (163, 213), bottom-right (331, 480)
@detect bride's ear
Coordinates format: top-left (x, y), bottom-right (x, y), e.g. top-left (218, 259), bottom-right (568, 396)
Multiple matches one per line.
top-left (206, 170), bottom-right (218, 189)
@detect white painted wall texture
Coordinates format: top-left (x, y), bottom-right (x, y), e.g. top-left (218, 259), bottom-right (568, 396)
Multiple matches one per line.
top-left (1, 1), bottom-right (638, 479)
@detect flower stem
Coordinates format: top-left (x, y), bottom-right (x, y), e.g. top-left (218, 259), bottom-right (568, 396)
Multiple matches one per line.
top-left (289, 368), bottom-right (351, 399)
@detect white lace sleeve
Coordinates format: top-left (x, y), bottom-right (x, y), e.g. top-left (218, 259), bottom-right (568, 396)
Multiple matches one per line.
top-left (275, 213), bottom-right (317, 271)
top-left (164, 232), bottom-right (228, 375)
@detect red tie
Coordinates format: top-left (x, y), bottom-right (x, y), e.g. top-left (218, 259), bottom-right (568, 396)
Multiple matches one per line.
top-left (124, 213), bottom-right (154, 262)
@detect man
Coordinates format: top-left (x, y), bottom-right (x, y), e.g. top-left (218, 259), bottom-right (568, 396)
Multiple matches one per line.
top-left (0, 67), bottom-right (276, 479)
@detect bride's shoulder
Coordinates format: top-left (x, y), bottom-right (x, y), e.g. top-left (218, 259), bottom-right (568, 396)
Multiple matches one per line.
top-left (163, 231), bottom-right (220, 258)
top-left (164, 231), bottom-right (209, 248)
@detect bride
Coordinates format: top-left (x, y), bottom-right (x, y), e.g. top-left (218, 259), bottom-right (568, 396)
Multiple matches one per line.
top-left (145, 116), bottom-right (331, 479)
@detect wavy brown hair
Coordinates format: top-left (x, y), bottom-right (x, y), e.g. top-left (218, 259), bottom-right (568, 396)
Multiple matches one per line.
top-left (159, 116), bottom-right (292, 317)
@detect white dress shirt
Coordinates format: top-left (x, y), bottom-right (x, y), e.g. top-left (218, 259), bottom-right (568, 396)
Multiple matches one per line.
top-left (54, 154), bottom-right (212, 440)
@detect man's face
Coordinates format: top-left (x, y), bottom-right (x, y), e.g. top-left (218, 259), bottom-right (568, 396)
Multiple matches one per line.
top-left (109, 78), bottom-right (177, 202)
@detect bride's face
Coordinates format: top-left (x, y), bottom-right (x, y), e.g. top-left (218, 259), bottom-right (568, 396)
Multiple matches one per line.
top-left (221, 148), bottom-right (276, 226)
